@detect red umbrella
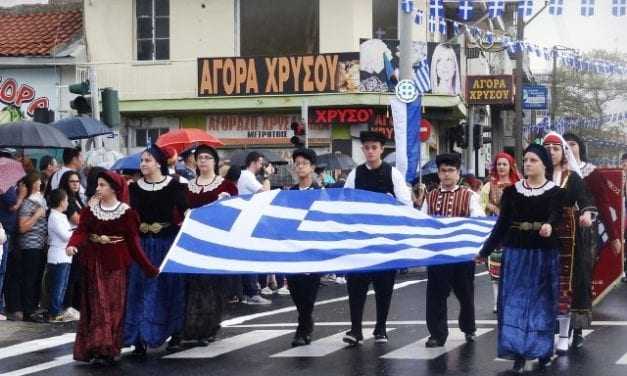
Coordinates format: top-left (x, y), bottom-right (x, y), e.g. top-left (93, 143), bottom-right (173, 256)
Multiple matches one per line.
top-left (156, 129), bottom-right (223, 153)
top-left (0, 157), bottom-right (25, 193)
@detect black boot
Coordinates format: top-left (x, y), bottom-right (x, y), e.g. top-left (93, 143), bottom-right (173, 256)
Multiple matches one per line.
top-left (572, 328), bottom-right (584, 349)
top-left (131, 343), bottom-right (147, 357)
top-left (512, 357), bottom-right (526, 373)
top-left (167, 335), bottom-right (183, 351)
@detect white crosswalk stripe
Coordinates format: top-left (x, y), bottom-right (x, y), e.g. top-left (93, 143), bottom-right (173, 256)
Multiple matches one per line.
top-left (270, 329), bottom-right (396, 358)
top-left (0, 333), bottom-right (75, 361)
top-left (380, 328), bottom-right (493, 360)
top-left (164, 330), bottom-right (294, 359)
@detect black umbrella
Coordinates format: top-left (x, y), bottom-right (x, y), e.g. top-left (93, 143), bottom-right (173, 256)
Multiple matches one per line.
top-left (51, 116), bottom-right (113, 140)
top-left (228, 149), bottom-right (287, 167)
top-left (317, 152), bottom-right (356, 170)
top-left (0, 120), bottom-right (73, 149)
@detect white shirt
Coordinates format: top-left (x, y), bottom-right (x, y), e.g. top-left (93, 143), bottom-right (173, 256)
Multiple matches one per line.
top-left (237, 169), bottom-right (263, 195)
top-left (419, 185), bottom-right (486, 217)
top-left (47, 209), bottom-right (73, 264)
top-left (344, 164), bottom-right (412, 207)
top-left (49, 166), bottom-right (73, 191)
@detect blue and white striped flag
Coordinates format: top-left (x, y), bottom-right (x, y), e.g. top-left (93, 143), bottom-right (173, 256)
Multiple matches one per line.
top-left (415, 9), bottom-right (424, 25)
top-left (581, 0), bottom-right (595, 16)
top-left (549, 0), bottom-right (564, 16)
top-left (413, 58), bottom-right (431, 94)
top-left (458, 0), bottom-right (474, 21)
top-left (160, 189), bottom-right (495, 274)
top-left (391, 96), bottom-right (421, 183)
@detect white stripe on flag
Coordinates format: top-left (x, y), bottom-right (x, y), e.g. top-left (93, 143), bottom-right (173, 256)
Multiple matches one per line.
top-left (310, 200), bottom-right (426, 218)
top-left (184, 217), bottom-right (489, 252)
top-left (166, 245), bottom-right (480, 274)
top-left (298, 219), bottom-right (491, 236)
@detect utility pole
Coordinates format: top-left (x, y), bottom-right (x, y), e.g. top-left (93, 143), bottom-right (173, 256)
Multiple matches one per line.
top-left (398, 0), bottom-right (413, 81)
top-left (513, 14), bottom-right (524, 165)
top-left (551, 46), bottom-right (557, 127)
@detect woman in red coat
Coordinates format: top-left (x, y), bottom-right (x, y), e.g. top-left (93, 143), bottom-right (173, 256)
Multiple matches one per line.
top-left (66, 171), bottom-right (158, 365)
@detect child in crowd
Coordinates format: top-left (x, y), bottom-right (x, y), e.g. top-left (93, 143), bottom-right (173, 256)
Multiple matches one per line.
top-left (46, 189), bottom-right (74, 322)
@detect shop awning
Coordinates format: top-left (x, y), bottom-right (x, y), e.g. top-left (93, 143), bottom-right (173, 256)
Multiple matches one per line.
top-left (119, 92), bottom-right (467, 119)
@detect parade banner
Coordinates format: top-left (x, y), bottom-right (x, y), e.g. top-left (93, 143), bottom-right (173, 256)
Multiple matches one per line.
top-left (160, 189), bottom-right (495, 275)
top-left (590, 168), bottom-right (625, 304)
top-left (197, 53), bottom-right (360, 96)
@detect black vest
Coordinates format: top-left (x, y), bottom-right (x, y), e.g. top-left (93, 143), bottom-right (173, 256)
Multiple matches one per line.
top-left (354, 162), bottom-right (395, 196)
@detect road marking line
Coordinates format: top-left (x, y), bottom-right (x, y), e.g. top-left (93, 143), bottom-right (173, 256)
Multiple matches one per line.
top-left (221, 272), bottom-right (490, 327)
top-left (270, 328), bottom-right (396, 358)
top-left (495, 330), bottom-right (594, 362)
top-left (164, 330), bottom-right (293, 359)
top-left (0, 333), bottom-right (76, 361)
top-left (0, 348), bottom-right (132, 376)
top-left (228, 320), bottom-right (627, 328)
top-left (381, 328), bottom-right (493, 360)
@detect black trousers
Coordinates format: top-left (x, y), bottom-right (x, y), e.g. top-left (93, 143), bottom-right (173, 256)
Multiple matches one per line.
top-left (346, 270), bottom-right (396, 335)
top-left (287, 274), bottom-right (320, 336)
top-left (62, 255), bottom-right (81, 310)
top-left (426, 261), bottom-right (476, 341)
top-left (4, 241), bottom-right (22, 313)
top-left (20, 248), bottom-right (46, 316)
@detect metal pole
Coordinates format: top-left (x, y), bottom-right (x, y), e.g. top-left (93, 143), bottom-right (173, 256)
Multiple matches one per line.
top-left (302, 100), bottom-right (309, 149)
top-left (513, 14), bottom-right (524, 165)
top-left (398, 0), bottom-right (412, 80)
top-left (551, 46), bottom-right (557, 127)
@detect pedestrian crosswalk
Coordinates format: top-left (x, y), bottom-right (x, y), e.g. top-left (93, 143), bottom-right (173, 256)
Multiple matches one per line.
top-left (2, 325), bottom-right (627, 375)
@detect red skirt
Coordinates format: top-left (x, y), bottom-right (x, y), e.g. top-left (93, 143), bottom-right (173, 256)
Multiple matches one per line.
top-left (73, 254), bottom-right (127, 362)
top-left (557, 207), bottom-right (577, 315)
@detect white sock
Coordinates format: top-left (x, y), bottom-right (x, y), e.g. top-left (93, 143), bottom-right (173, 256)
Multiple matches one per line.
top-left (557, 316), bottom-right (570, 350)
top-left (492, 282), bottom-right (499, 307)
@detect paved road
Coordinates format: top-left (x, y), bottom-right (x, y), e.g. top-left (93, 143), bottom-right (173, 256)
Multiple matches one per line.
top-left (2, 268), bottom-right (627, 376)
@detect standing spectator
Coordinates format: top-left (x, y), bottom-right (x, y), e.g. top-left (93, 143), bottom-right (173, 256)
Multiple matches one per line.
top-left (237, 152), bottom-right (271, 305)
top-left (46, 189), bottom-right (73, 322)
top-left (58, 171), bottom-right (85, 318)
top-left (622, 153), bottom-right (627, 283)
top-left (0, 221), bottom-right (5, 320)
top-left (39, 155), bottom-right (58, 195)
top-left (179, 149), bottom-right (197, 180)
top-left (1, 180), bottom-right (27, 321)
top-left (17, 172), bottom-right (48, 322)
top-left (49, 146), bottom-right (83, 191)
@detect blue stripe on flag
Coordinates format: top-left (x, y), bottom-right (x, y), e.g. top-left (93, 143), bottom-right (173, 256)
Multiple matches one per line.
top-left (406, 96), bottom-right (421, 183)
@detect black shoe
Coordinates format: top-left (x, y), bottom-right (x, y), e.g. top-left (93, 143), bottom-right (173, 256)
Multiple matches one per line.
top-left (465, 332), bottom-right (476, 342)
top-left (291, 335), bottom-right (308, 347)
top-left (166, 336), bottom-right (182, 351)
top-left (512, 358), bottom-right (526, 373)
top-left (131, 343), bottom-right (147, 357)
top-left (572, 333), bottom-right (584, 349)
top-left (425, 337), bottom-right (446, 348)
top-left (196, 339), bottom-right (210, 347)
top-left (537, 356), bottom-right (552, 370)
top-left (622, 276), bottom-right (627, 283)
top-left (374, 334), bottom-right (388, 344)
top-left (342, 331), bottom-right (363, 346)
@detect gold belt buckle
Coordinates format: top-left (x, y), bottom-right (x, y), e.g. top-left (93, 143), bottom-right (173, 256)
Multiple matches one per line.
top-left (140, 222), bottom-right (164, 234)
top-left (89, 234), bottom-right (123, 244)
top-left (520, 222), bottom-right (532, 231)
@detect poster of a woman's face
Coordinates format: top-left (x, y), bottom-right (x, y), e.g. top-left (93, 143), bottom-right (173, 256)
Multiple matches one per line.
top-left (428, 43), bottom-right (461, 96)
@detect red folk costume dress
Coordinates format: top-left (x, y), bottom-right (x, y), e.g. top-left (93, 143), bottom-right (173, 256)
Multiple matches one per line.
top-left (182, 176), bottom-right (238, 341)
top-left (68, 196), bottom-right (158, 362)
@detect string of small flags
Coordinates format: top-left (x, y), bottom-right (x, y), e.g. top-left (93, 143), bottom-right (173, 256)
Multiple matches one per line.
top-left (400, 1), bottom-right (627, 76)
top-left (522, 111), bottom-right (627, 135)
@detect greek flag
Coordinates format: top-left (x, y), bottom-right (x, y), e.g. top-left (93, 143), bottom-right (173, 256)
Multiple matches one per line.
top-left (160, 189), bottom-right (494, 274)
top-left (413, 58), bottom-right (431, 94)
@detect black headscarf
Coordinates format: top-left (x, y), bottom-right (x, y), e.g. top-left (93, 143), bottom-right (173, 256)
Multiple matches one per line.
top-left (524, 143), bottom-right (553, 179)
top-left (144, 144), bottom-right (169, 176)
top-left (563, 132), bottom-right (587, 162)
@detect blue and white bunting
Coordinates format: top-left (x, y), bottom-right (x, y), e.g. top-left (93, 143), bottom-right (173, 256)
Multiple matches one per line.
top-left (453, 21), bottom-right (462, 35)
top-left (430, 0), bottom-right (444, 18)
top-left (415, 9), bottom-right (424, 25)
top-left (160, 189), bottom-right (495, 275)
top-left (488, 1), bottom-right (505, 18)
top-left (581, 0), bottom-right (595, 16)
top-left (613, 0), bottom-right (626, 16)
top-left (458, 0), bottom-right (474, 21)
top-left (439, 17), bottom-right (447, 34)
top-left (428, 15), bottom-right (437, 33)
top-left (391, 96), bottom-right (421, 183)
top-left (549, 0), bottom-right (564, 15)
top-left (518, 0), bottom-right (534, 17)
top-left (401, 0), bottom-right (414, 14)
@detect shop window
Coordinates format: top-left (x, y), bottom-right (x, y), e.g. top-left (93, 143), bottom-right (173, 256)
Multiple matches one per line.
top-left (136, 0), bottom-right (170, 61)
top-left (373, 0), bottom-right (398, 40)
top-left (135, 127), bottom-right (169, 147)
top-left (239, 0), bottom-right (319, 56)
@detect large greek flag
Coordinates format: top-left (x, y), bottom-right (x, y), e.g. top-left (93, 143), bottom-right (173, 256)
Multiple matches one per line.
top-left (160, 189), bottom-right (495, 275)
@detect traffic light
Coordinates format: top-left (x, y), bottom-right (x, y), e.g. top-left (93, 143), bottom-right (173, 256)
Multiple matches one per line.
top-left (69, 80), bottom-right (91, 115)
top-left (101, 88), bottom-right (120, 127)
top-left (473, 123), bottom-right (482, 150)
top-left (290, 121), bottom-right (306, 147)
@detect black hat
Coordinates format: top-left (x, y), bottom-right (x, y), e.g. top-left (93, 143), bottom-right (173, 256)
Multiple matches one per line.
top-left (435, 153), bottom-right (461, 169)
top-left (292, 148), bottom-right (317, 165)
top-left (359, 131), bottom-right (386, 145)
top-left (524, 143), bottom-right (553, 179)
top-left (194, 144), bottom-right (220, 174)
top-left (143, 144), bottom-right (169, 176)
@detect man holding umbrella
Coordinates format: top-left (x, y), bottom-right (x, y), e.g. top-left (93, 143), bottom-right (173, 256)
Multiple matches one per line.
top-left (342, 131), bottom-right (411, 345)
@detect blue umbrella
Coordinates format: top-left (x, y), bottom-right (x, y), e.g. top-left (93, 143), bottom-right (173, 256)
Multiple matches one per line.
top-left (51, 116), bottom-right (113, 140)
top-left (421, 160), bottom-right (438, 175)
top-left (111, 152), bottom-right (141, 171)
